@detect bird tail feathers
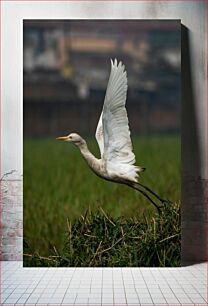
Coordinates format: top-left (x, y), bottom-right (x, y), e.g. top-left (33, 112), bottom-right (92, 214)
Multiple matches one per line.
top-left (126, 165), bottom-right (145, 182)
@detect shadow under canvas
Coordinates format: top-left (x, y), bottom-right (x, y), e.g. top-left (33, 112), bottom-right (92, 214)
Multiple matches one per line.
top-left (181, 24), bottom-right (208, 265)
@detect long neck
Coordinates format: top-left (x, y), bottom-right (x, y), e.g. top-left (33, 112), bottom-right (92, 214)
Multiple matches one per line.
top-left (78, 141), bottom-right (99, 170)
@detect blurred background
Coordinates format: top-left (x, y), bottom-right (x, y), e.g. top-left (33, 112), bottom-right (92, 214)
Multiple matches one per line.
top-left (23, 20), bottom-right (181, 258)
top-left (23, 20), bottom-right (180, 137)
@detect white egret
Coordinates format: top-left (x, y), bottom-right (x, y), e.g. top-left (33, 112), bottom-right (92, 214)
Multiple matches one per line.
top-left (57, 59), bottom-right (166, 211)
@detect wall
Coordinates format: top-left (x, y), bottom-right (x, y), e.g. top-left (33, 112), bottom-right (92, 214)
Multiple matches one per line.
top-left (1, 175), bottom-right (22, 260)
top-left (1, 1), bottom-right (207, 265)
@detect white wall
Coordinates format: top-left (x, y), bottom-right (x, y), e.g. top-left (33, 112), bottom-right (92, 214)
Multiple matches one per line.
top-left (1, 1), bottom-right (207, 263)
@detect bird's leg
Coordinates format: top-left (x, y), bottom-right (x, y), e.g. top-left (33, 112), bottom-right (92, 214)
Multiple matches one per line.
top-left (127, 183), bottom-right (161, 213)
top-left (134, 182), bottom-right (171, 205)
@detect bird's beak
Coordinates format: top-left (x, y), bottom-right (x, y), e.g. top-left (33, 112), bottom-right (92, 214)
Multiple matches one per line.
top-left (56, 135), bottom-right (69, 141)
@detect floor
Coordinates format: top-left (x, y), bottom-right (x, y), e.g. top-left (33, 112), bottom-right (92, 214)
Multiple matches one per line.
top-left (0, 261), bottom-right (207, 305)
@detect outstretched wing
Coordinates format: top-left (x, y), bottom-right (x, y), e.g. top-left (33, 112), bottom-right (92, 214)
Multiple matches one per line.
top-left (103, 58), bottom-right (135, 164)
top-left (95, 58), bottom-right (140, 182)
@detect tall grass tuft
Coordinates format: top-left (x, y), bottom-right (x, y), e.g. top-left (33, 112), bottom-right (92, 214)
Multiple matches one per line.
top-left (24, 201), bottom-right (180, 267)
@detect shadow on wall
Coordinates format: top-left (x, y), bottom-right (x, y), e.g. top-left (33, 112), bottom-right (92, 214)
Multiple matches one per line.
top-left (181, 25), bottom-right (207, 265)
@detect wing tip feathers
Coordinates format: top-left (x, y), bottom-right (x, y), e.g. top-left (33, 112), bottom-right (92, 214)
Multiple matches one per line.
top-left (110, 58), bottom-right (126, 72)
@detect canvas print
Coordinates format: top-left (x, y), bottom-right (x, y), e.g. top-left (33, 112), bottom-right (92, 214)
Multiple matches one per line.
top-left (23, 20), bottom-right (181, 267)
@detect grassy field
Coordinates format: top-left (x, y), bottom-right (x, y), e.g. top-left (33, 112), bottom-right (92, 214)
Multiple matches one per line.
top-left (24, 135), bottom-right (180, 264)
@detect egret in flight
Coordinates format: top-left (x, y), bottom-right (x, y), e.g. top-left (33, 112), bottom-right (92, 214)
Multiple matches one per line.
top-left (57, 59), bottom-right (166, 211)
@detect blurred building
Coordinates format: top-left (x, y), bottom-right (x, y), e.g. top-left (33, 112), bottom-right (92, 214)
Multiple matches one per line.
top-left (23, 20), bottom-right (180, 137)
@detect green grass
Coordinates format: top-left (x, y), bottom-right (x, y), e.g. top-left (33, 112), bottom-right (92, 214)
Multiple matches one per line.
top-left (24, 201), bottom-right (181, 267)
top-left (23, 135), bottom-right (180, 264)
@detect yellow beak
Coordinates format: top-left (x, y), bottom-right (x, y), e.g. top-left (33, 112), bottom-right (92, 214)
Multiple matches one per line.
top-left (56, 135), bottom-right (69, 141)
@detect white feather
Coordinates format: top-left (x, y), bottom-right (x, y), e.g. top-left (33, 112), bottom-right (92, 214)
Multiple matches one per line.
top-left (95, 58), bottom-right (141, 182)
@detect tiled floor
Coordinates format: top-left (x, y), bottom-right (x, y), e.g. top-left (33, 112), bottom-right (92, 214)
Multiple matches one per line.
top-left (0, 261), bottom-right (207, 305)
